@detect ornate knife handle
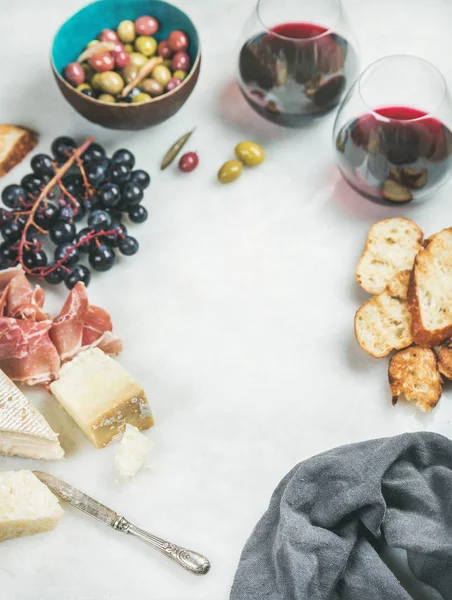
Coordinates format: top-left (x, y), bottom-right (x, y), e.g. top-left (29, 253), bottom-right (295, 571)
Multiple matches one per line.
top-left (113, 517), bottom-right (211, 575)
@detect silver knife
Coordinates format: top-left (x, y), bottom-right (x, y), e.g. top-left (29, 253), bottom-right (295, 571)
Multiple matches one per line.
top-left (33, 471), bottom-right (211, 576)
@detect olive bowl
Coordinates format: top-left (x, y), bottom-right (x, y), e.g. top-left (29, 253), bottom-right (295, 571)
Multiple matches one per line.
top-left (51, 0), bottom-right (201, 130)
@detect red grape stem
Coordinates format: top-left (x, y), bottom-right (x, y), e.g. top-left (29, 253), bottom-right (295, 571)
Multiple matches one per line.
top-left (31, 228), bottom-right (125, 277)
top-left (17, 137), bottom-right (94, 276)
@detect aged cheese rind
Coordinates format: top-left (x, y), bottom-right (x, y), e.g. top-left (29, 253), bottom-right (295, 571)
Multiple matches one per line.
top-left (50, 348), bottom-right (154, 449)
top-left (0, 369), bottom-right (64, 460)
top-left (0, 470), bottom-right (63, 542)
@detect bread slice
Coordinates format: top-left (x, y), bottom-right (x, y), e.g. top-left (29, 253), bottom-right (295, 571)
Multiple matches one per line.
top-left (0, 125), bottom-right (38, 178)
top-left (408, 228), bottom-right (452, 347)
top-left (438, 343), bottom-right (452, 379)
top-left (356, 218), bottom-right (423, 294)
top-left (354, 270), bottom-right (412, 358)
top-left (388, 346), bottom-right (442, 412)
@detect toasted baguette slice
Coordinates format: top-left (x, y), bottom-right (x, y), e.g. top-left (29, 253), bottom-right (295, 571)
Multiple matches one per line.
top-left (354, 270), bottom-right (412, 358)
top-left (356, 218), bottom-right (423, 294)
top-left (408, 228), bottom-right (452, 347)
top-left (438, 343), bottom-right (452, 379)
top-left (389, 346), bottom-right (442, 412)
top-left (0, 125), bottom-right (38, 178)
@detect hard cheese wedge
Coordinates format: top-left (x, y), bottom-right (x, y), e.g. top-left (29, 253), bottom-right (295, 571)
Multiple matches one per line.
top-left (50, 348), bottom-right (154, 449)
top-left (0, 470), bottom-right (63, 542)
top-left (0, 369), bottom-right (64, 460)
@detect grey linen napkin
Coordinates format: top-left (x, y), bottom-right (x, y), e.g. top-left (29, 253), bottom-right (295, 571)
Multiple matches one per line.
top-left (230, 432), bottom-right (452, 600)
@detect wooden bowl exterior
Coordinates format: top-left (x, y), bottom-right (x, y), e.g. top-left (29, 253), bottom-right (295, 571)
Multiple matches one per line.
top-left (52, 56), bottom-right (201, 130)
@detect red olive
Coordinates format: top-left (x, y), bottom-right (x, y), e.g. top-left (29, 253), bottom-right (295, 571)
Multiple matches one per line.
top-left (166, 77), bottom-right (181, 92)
top-left (99, 29), bottom-right (119, 43)
top-left (157, 40), bottom-right (173, 58)
top-left (89, 52), bottom-right (115, 72)
top-left (167, 30), bottom-right (189, 52)
top-left (172, 51), bottom-right (190, 71)
top-left (179, 152), bottom-right (199, 173)
top-left (64, 62), bottom-right (85, 86)
top-left (135, 15), bottom-right (159, 36)
top-left (114, 50), bottom-right (130, 69)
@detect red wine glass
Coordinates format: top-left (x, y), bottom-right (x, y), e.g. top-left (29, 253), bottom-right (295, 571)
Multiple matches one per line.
top-left (333, 55), bottom-right (452, 204)
top-left (237, 0), bottom-right (359, 127)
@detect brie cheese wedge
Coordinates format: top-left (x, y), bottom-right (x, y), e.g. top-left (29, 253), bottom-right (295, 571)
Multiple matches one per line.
top-left (0, 369), bottom-right (64, 460)
top-left (50, 348), bottom-right (154, 449)
top-left (0, 470), bottom-right (63, 542)
top-left (114, 424), bottom-right (149, 479)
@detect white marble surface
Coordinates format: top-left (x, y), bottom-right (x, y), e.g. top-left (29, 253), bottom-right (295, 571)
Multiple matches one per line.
top-left (1, 0), bottom-right (452, 598)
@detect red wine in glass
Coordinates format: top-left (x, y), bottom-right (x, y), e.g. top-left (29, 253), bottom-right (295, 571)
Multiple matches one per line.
top-left (335, 106), bottom-right (452, 203)
top-left (238, 22), bottom-right (358, 126)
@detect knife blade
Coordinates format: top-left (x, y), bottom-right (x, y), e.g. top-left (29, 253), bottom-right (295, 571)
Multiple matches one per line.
top-left (33, 471), bottom-right (118, 527)
top-left (33, 471), bottom-right (211, 576)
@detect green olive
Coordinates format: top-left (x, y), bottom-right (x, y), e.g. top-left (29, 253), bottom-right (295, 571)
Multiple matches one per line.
top-left (152, 65), bottom-right (171, 87)
top-left (134, 36), bottom-right (157, 57)
top-left (124, 43), bottom-right (134, 53)
top-left (132, 92), bottom-right (152, 104)
top-left (120, 64), bottom-right (139, 84)
top-left (91, 72), bottom-right (104, 91)
top-left (117, 20), bottom-right (135, 43)
top-left (139, 78), bottom-right (163, 97)
top-left (218, 160), bottom-right (243, 184)
top-left (98, 93), bottom-right (116, 103)
top-left (173, 69), bottom-right (187, 81)
top-left (234, 141), bottom-right (265, 166)
top-left (162, 59), bottom-right (173, 70)
top-left (81, 62), bottom-right (95, 80)
top-left (98, 71), bottom-right (124, 95)
top-left (129, 52), bottom-right (148, 69)
top-left (77, 83), bottom-right (92, 92)
top-left (86, 40), bottom-right (100, 49)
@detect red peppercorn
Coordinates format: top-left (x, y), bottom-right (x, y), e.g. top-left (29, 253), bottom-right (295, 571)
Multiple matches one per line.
top-left (178, 152), bottom-right (199, 173)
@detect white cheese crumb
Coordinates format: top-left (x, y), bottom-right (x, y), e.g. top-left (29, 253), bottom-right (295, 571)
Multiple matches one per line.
top-left (114, 425), bottom-right (149, 480)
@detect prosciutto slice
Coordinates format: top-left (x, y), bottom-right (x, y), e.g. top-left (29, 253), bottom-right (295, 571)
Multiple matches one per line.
top-left (0, 268), bottom-right (122, 385)
top-left (7, 271), bottom-right (48, 321)
top-left (80, 304), bottom-right (123, 355)
top-left (50, 282), bottom-right (88, 362)
top-left (0, 319), bottom-right (60, 386)
top-left (0, 317), bottom-right (28, 360)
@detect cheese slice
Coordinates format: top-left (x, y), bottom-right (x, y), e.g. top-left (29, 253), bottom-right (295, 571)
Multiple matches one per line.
top-left (50, 348), bottom-right (154, 449)
top-left (0, 470), bottom-right (63, 542)
top-left (114, 424), bottom-right (149, 479)
top-left (0, 369), bottom-right (64, 460)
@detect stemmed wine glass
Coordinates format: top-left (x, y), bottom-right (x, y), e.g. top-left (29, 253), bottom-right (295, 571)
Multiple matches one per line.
top-left (236, 0), bottom-right (359, 127)
top-left (333, 55), bottom-right (452, 204)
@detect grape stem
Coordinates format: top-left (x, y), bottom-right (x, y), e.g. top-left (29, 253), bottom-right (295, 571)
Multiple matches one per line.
top-left (18, 137), bottom-right (94, 276)
top-left (31, 228), bottom-right (125, 277)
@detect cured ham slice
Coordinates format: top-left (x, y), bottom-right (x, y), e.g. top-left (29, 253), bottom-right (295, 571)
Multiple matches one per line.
top-left (0, 317), bottom-right (28, 360)
top-left (80, 305), bottom-right (123, 355)
top-left (85, 330), bottom-right (122, 355)
top-left (0, 319), bottom-right (60, 386)
top-left (0, 270), bottom-right (121, 385)
top-left (82, 305), bottom-right (113, 346)
top-left (50, 282), bottom-right (88, 362)
top-left (7, 271), bottom-right (48, 321)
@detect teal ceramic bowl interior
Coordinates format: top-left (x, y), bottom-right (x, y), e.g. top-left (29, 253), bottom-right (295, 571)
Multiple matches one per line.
top-left (51, 0), bottom-right (201, 129)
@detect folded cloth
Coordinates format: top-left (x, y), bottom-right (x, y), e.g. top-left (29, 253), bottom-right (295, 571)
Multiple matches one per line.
top-left (230, 432), bottom-right (452, 600)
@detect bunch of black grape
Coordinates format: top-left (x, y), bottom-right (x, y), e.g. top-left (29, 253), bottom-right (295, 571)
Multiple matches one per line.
top-left (0, 136), bottom-right (150, 289)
